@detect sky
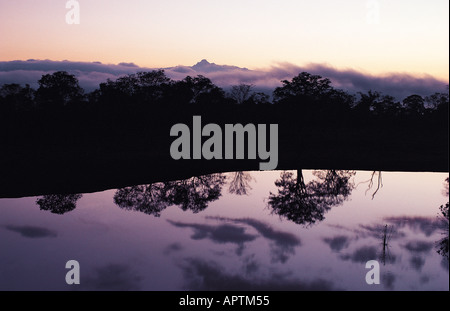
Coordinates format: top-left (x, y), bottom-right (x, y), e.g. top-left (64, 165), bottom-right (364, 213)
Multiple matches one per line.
top-left (0, 0), bottom-right (448, 82)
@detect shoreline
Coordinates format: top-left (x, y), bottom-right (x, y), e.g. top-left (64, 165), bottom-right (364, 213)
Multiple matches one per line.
top-left (1, 149), bottom-right (447, 199)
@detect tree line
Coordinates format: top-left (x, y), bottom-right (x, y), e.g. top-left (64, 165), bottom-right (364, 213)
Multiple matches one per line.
top-left (0, 70), bottom-right (447, 172)
top-left (0, 70), bottom-right (448, 116)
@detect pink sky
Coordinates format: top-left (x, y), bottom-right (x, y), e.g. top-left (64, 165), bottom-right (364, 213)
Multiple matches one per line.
top-left (0, 0), bottom-right (448, 82)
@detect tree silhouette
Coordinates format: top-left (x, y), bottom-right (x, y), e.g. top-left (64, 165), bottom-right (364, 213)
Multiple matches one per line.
top-left (371, 94), bottom-right (400, 116)
top-left (165, 173), bottom-right (226, 213)
top-left (268, 170), bottom-right (322, 226)
top-left (98, 70), bottom-right (171, 104)
top-left (113, 183), bottom-right (169, 217)
top-left (402, 94), bottom-right (425, 116)
top-left (426, 91), bottom-right (449, 111)
top-left (247, 92), bottom-right (271, 105)
top-left (1, 68), bottom-right (448, 200)
top-left (178, 75), bottom-right (226, 105)
top-left (35, 71), bottom-right (84, 109)
top-left (36, 194), bottom-right (82, 214)
top-left (0, 83), bottom-right (35, 112)
top-left (229, 84), bottom-right (253, 105)
top-left (355, 91), bottom-right (402, 116)
top-left (273, 72), bottom-right (333, 103)
top-left (268, 170), bottom-right (355, 226)
top-left (357, 171), bottom-right (383, 199)
top-left (437, 203), bottom-right (449, 260)
top-left (444, 177), bottom-right (449, 197)
top-left (309, 170), bottom-right (355, 199)
top-left (113, 174), bottom-right (226, 216)
top-left (228, 171), bottom-right (253, 195)
top-left (436, 178), bottom-right (449, 260)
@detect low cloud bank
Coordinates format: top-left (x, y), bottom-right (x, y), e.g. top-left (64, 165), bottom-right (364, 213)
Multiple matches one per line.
top-left (1, 59), bottom-right (447, 100)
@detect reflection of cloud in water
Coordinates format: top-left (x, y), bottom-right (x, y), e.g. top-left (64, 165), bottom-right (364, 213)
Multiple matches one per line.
top-left (340, 245), bottom-right (397, 264)
top-left (4, 225), bottom-right (57, 238)
top-left (167, 220), bottom-right (257, 255)
top-left (409, 256), bottom-right (426, 272)
top-left (420, 275), bottom-right (430, 284)
top-left (36, 194), bottom-right (82, 215)
top-left (207, 217), bottom-right (301, 263)
top-left (242, 254), bottom-right (259, 276)
top-left (441, 257), bottom-right (449, 271)
top-left (168, 221), bottom-right (257, 244)
top-left (384, 216), bottom-right (441, 237)
top-left (164, 242), bottom-right (184, 255)
top-left (179, 258), bottom-right (338, 291)
top-left (169, 217), bottom-right (301, 263)
top-left (402, 241), bottom-right (434, 254)
top-left (340, 246), bottom-right (378, 263)
top-left (322, 236), bottom-right (350, 252)
top-left (357, 224), bottom-right (405, 240)
top-left (327, 218), bottom-right (443, 268)
top-left (81, 264), bottom-right (142, 291)
top-left (382, 272), bottom-right (396, 290)
top-left (327, 223), bottom-right (405, 241)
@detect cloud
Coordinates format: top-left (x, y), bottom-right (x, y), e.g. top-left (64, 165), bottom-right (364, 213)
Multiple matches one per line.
top-left (80, 264), bottom-right (142, 291)
top-left (1, 59), bottom-right (447, 99)
top-left (179, 257), bottom-right (337, 291)
top-left (4, 225), bottom-right (57, 238)
top-left (0, 60), bottom-right (145, 91)
top-left (118, 62), bottom-right (138, 68)
top-left (282, 63), bottom-right (448, 100)
top-left (323, 235), bottom-right (350, 252)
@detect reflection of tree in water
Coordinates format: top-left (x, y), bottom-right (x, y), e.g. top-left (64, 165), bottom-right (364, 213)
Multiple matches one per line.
top-left (379, 224), bottom-right (395, 265)
top-left (268, 170), bottom-right (355, 226)
top-left (165, 174), bottom-right (226, 213)
top-left (114, 173), bottom-right (226, 216)
top-left (113, 183), bottom-right (169, 217)
top-left (228, 171), bottom-right (253, 196)
top-left (357, 171), bottom-right (383, 199)
top-left (36, 194), bottom-right (83, 214)
top-left (436, 178), bottom-right (449, 261)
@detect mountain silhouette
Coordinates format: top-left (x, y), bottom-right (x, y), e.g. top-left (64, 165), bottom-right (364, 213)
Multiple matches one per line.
top-left (189, 59), bottom-right (249, 73)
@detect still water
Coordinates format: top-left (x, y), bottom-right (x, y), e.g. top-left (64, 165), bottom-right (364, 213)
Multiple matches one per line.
top-left (0, 170), bottom-right (448, 291)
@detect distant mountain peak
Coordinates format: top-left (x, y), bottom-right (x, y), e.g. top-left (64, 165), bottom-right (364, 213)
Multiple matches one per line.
top-left (192, 59), bottom-right (215, 70)
top-left (196, 59), bottom-right (211, 65)
top-left (191, 59), bottom-right (248, 73)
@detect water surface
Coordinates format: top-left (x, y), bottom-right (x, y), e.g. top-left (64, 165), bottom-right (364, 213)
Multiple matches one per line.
top-left (0, 170), bottom-right (448, 291)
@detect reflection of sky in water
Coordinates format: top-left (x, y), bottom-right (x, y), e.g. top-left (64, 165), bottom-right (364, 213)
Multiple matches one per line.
top-left (0, 170), bottom-right (448, 291)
